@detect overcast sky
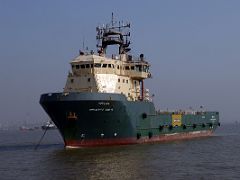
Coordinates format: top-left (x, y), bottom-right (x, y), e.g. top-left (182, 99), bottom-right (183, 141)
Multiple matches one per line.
top-left (0, 0), bottom-right (239, 127)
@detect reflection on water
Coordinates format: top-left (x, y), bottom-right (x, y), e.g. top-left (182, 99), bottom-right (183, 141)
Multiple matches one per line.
top-left (42, 145), bottom-right (150, 179)
top-left (0, 124), bottom-right (240, 179)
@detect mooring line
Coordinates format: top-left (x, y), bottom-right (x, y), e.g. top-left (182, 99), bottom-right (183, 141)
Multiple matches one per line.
top-left (34, 126), bottom-right (49, 150)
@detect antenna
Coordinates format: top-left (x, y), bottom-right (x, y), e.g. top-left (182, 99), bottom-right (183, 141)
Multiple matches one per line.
top-left (82, 37), bottom-right (85, 50)
top-left (111, 12), bottom-right (114, 26)
top-left (96, 14), bottom-right (131, 55)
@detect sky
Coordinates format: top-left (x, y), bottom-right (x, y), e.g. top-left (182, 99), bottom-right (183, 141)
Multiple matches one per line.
top-left (0, 0), bottom-right (240, 128)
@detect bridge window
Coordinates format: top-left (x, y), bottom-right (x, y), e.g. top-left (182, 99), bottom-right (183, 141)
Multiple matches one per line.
top-left (108, 64), bottom-right (112, 68)
top-left (145, 66), bottom-right (149, 72)
top-left (94, 63), bottom-right (101, 68)
top-left (143, 65), bottom-right (149, 72)
top-left (86, 64), bottom-right (90, 68)
top-left (72, 65), bottom-right (75, 69)
top-left (80, 65), bottom-right (85, 69)
top-left (131, 66), bottom-right (134, 70)
top-left (125, 66), bottom-right (130, 70)
top-left (136, 65), bottom-right (142, 72)
top-left (102, 64), bottom-right (107, 68)
top-left (90, 64), bottom-right (93, 68)
top-left (117, 65), bottom-right (120, 69)
top-left (76, 65), bottom-right (80, 69)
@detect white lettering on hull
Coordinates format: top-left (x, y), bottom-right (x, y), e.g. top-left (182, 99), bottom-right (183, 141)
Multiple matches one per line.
top-left (89, 108), bottom-right (114, 112)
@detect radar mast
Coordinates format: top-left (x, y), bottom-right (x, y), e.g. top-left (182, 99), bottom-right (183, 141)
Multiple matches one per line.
top-left (96, 13), bottom-right (131, 56)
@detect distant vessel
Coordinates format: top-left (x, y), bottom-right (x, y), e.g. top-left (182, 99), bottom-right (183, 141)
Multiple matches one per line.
top-left (19, 126), bottom-right (34, 131)
top-left (40, 15), bottom-right (220, 148)
top-left (41, 121), bottom-right (57, 130)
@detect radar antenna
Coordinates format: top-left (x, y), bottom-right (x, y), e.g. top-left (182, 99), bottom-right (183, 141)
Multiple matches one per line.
top-left (96, 14), bottom-right (131, 56)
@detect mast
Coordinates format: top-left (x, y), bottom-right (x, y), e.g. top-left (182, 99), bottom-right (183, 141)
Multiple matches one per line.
top-left (96, 14), bottom-right (131, 56)
top-left (111, 12), bottom-right (114, 26)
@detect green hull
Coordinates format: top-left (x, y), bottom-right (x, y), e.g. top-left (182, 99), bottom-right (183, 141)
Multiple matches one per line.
top-left (40, 92), bottom-right (220, 147)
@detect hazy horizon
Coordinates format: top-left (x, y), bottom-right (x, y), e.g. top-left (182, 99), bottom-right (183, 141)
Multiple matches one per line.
top-left (1, 0), bottom-right (240, 128)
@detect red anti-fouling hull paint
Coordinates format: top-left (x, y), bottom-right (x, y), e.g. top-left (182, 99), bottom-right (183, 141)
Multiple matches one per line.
top-left (65, 130), bottom-right (213, 148)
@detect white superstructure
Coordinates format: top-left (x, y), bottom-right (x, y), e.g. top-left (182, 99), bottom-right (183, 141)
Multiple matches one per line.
top-left (64, 15), bottom-right (151, 101)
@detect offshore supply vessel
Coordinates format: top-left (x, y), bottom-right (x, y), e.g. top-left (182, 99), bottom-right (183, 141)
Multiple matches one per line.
top-left (40, 16), bottom-right (220, 148)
